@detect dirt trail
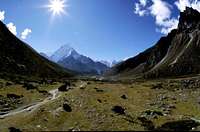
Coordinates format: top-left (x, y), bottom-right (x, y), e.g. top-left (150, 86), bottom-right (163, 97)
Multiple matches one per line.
top-left (0, 82), bottom-right (86, 119)
top-left (0, 89), bottom-right (60, 119)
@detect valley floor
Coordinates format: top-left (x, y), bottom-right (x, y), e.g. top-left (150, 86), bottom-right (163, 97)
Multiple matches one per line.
top-left (0, 77), bottom-right (200, 131)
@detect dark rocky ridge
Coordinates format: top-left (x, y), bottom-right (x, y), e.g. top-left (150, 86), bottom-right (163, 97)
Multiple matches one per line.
top-left (106, 7), bottom-right (200, 78)
top-left (0, 21), bottom-right (73, 79)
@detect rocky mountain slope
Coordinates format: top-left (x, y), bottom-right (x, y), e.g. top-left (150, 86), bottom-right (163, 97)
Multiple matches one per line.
top-left (0, 21), bottom-right (73, 79)
top-left (49, 45), bottom-right (109, 75)
top-left (106, 7), bottom-right (200, 78)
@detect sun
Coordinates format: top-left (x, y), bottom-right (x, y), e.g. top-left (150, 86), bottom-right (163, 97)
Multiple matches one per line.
top-left (47, 0), bottom-right (67, 16)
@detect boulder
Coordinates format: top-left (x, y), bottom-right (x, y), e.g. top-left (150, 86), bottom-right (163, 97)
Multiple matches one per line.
top-left (121, 95), bottom-right (127, 99)
top-left (8, 127), bottom-right (22, 132)
top-left (63, 102), bottom-right (72, 112)
top-left (111, 106), bottom-right (125, 115)
top-left (58, 82), bottom-right (71, 92)
top-left (23, 82), bottom-right (38, 90)
top-left (97, 99), bottom-right (102, 103)
top-left (94, 88), bottom-right (104, 92)
top-left (6, 82), bottom-right (13, 86)
top-left (155, 120), bottom-right (200, 131)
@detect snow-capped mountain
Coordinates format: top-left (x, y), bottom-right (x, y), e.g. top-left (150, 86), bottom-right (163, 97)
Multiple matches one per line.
top-left (48, 44), bottom-right (109, 75)
top-left (50, 44), bottom-right (76, 62)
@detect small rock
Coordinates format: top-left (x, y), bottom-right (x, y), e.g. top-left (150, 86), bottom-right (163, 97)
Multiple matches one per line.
top-left (87, 82), bottom-right (91, 85)
top-left (121, 95), bottom-right (127, 99)
top-left (63, 102), bottom-right (72, 112)
top-left (23, 82), bottom-right (38, 90)
top-left (142, 109), bottom-right (164, 119)
top-left (58, 82), bottom-right (71, 92)
top-left (6, 82), bottom-right (13, 86)
top-left (8, 127), bottom-right (22, 132)
top-left (137, 117), bottom-right (155, 130)
top-left (96, 89), bottom-right (104, 92)
top-left (97, 99), bottom-right (102, 103)
top-left (111, 106), bottom-right (125, 115)
top-left (43, 118), bottom-right (48, 122)
top-left (151, 83), bottom-right (163, 89)
top-left (80, 87), bottom-right (85, 90)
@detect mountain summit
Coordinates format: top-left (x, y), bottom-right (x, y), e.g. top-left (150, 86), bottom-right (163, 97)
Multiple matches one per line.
top-left (49, 45), bottom-right (109, 75)
top-left (50, 44), bottom-right (76, 62)
top-left (106, 7), bottom-right (200, 78)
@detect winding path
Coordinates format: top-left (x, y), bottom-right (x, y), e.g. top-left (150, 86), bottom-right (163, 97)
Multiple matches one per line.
top-left (0, 89), bottom-right (60, 119)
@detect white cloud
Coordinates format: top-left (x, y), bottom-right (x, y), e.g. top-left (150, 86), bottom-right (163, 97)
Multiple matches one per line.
top-left (149, 0), bottom-right (171, 25)
top-left (175, 0), bottom-right (191, 12)
top-left (6, 22), bottom-right (17, 35)
top-left (175, 0), bottom-right (200, 12)
top-left (134, 0), bottom-right (148, 16)
top-left (134, 3), bottom-right (147, 16)
top-left (159, 18), bottom-right (179, 34)
top-left (21, 28), bottom-right (32, 40)
top-left (1, 10), bottom-right (32, 39)
top-left (140, 0), bottom-right (147, 7)
top-left (134, 0), bottom-right (179, 35)
top-left (0, 10), bottom-right (5, 21)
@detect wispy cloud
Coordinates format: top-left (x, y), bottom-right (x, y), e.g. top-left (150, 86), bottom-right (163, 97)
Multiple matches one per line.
top-left (6, 22), bottom-right (17, 35)
top-left (0, 10), bottom-right (5, 21)
top-left (134, 0), bottom-right (148, 16)
top-left (21, 28), bottom-right (32, 40)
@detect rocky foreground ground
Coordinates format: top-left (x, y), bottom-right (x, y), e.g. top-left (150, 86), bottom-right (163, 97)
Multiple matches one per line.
top-left (0, 76), bottom-right (200, 131)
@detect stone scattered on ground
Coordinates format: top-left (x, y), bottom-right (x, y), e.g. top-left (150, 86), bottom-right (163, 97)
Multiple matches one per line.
top-left (94, 88), bottom-right (104, 92)
top-left (111, 106), bottom-right (125, 115)
top-left (6, 82), bottom-right (13, 86)
top-left (137, 116), bottom-right (155, 130)
top-left (87, 82), bottom-right (91, 85)
top-left (37, 90), bottom-right (50, 96)
top-left (151, 83), bottom-right (163, 89)
top-left (8, 127), bottom-right (22, 132)
top-left (141, 109), bottom-right (163, 119)
top-left (23, 82), bottom-right (38, 90)
top-left (121, 94), bottom-right (127, 99)
top-left (63, 102), bottom-right (72, 112)
top-left (155, 120), bottom-right (200, 131)
top-left (97, 99), bottom-right (102, 103)
top-left (58, 82), bottom-right (71, 92)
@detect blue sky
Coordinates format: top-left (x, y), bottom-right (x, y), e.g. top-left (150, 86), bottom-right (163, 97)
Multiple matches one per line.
top-left (0, 0), bottom-right (199, 61)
